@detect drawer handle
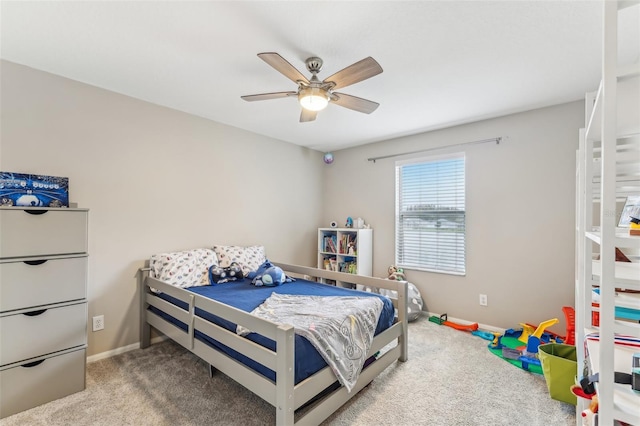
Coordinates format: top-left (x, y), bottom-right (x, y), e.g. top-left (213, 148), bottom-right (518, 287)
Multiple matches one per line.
top-left (24, 209), bottom-right (48, 215)
top-left (24, 259), bottom-right (48, 266)
top-left (23, 309), bottom-right (47, 317)
top-left (21, 359), bottom-right (45, 368)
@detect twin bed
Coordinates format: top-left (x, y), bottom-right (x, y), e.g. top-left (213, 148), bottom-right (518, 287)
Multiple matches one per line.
top-left (136, 248), bottom-right (409, 426)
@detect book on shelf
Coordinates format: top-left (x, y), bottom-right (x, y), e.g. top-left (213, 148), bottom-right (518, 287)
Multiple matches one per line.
top-left (323, 235), bottom-right (337, 253)
top-left (323, 257), bottom-right (338, 271)
top-left (338, 260), bottom-right (357, 274)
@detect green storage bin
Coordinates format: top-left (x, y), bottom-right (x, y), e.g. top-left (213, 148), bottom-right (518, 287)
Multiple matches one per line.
top-left (538, 343), bottom-right (577, 405)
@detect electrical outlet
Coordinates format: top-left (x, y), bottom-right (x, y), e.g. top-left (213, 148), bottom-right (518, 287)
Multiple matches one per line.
top-left (479, 294), bottom-right (488, 306)
top-left (92, 315), bottom-right (104, 331)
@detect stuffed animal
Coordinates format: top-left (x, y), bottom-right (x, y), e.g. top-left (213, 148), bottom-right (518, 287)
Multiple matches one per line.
top-left (580, 395), bottom-right (598, 426)
top-left (247, 259), bottom-right (295, 287)
top-left (362, 278), bottom-right (424, 322)
top-left (347, 242), bottom-right (356, 255)
top-left (209, 262), bottom-right (244, 284)
top-left (388, 265), bottom-right (406, 281)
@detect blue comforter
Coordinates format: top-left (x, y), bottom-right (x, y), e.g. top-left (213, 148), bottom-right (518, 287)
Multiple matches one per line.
top-left (151, 278), bottom-right (395, 385)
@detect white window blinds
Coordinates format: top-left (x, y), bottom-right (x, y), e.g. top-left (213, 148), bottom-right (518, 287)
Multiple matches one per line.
top-left (395, 153), bottom-right (466, 275)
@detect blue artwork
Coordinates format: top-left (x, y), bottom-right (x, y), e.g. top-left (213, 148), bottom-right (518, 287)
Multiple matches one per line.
top-left (0, 172), bottom-right (69, 207)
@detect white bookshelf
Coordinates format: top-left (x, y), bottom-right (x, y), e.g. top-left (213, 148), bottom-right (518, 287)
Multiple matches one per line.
top-left (575, 2), bottom-right (640, 424)
top-left (317, 228), bottom-right (372, 286)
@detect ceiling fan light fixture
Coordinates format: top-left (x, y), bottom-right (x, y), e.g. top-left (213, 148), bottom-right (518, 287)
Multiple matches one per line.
top-left (243, 53), bottom-right (382, 122)
top-left (298, 86), bottom-right (329, 111)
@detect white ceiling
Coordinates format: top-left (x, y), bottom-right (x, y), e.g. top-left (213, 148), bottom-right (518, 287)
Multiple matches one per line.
top-left (1, 1), bottom-right (638, 152)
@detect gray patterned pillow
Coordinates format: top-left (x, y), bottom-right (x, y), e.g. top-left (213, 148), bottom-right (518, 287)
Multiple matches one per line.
top-left (213, 245), bottom-right (266, 276)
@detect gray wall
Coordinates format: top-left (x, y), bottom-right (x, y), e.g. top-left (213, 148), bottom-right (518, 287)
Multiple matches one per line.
top-left (1, 60), bottom-right (324, 356)
top-left (1, 59), bottom-right (582, 355)
top-left (322, 101), bottom-right (582, 333)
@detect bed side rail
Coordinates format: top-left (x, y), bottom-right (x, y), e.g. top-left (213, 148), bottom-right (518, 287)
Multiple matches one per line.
top-left (141, 274), bottom-right (296, 369)
top-left (274, 262), bottom-right (401, 292)
top-left (137, 267), bottom-right (152, 348)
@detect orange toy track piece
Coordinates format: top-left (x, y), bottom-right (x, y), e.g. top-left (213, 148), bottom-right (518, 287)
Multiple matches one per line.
top-left (443, 320), bottom-right (479, 332)
top-left (434, 313), bottom-right (479, 332)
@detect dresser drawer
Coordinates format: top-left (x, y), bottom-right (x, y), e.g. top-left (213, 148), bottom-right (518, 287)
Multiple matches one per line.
top-left (0, 302), bottom-right (87, 366)
top-left (0, 208), bottom-right (88, 258)
top-left (0, 348), bottom-right (85, 419)
top-left (0, 256), bottom-right (87, 312)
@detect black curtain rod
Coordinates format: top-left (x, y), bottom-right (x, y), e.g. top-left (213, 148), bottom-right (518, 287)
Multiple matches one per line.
top-left (367, 136), bottom-right (502, 163)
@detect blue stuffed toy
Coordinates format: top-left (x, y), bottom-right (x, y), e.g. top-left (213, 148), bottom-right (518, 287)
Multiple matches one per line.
top-left (247, 260), bottom-right (295, 287)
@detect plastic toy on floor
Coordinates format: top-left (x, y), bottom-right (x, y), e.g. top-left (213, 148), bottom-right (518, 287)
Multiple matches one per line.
top-left (517, 318), bottom-right (559, 344)
top-left (471, 330), bottom-right (495, 341)
top-left (428, 313), bottom-right (479, 331)
top-left (487, 307), bottom-right (575, 375)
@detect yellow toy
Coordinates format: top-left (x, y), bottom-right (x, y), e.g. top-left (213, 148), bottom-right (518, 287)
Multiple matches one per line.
top-left (630, 216), bottom-right (640, 236)
top-left (518, 318), bottom-right (559, 344)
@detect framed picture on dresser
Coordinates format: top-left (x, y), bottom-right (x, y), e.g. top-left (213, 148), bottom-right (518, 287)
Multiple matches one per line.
top-left (0, 171), bottom-right (69, 208)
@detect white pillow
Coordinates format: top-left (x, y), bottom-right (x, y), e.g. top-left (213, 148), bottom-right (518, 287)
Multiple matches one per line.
top-left (213, 245), bottom-right (266, 276)
top-left (150, 248), bottom-right (218, 288)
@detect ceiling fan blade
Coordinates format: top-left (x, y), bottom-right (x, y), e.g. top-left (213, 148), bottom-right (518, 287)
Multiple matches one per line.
top-left (331, 92), bottom-right (380, 114)
top-left (258, 52), bottom-right (310, 85)
top-left (323, 57), bottom-right (383, 90)
top-left (300, 109), bottom-right (317, 122)
top-left (241, 91), bottom-right (297, 102)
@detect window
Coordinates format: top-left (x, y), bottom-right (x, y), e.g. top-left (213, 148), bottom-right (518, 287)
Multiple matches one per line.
top-left (395, 153), bottom-right (466, 275)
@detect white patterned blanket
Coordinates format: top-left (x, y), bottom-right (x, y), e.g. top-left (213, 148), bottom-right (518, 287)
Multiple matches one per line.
top-left (237, 293), bottom-right (383, 392)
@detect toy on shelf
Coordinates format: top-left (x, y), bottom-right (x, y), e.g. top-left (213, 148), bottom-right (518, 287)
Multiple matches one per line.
top-left (347, 242), bottom-right (356, 255)
top-left (570, 379), bottom-right (599, 426)
top-left (580, 396), bottom-right (598, 426)
top-left (629, 216), bottom-right (640, 236)
top-left (571, 392), bottom-right (598, 426)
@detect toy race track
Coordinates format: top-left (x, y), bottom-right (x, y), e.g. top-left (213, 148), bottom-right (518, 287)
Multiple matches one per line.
top-left (428, 313), bottom-right (479, 331)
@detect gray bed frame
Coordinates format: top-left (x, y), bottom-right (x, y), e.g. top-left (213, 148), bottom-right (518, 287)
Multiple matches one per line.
top-left (137, 262), bottom-right (408, 425)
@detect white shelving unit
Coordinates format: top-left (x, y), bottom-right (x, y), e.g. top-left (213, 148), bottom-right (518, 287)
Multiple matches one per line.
top-left (317, 228), bottom-right (372, 286)
top-left (575, 2), bottom-right (640, 424)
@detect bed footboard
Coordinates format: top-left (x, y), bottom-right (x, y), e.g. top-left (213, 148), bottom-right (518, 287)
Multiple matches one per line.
top-left (137, 262), bottom-right (408, 425)
top-left (274, 262), bottom-right (409, 362)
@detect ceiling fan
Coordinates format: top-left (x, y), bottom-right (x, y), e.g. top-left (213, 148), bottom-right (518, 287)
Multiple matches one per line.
top-left (241, 52), bottom-right (383, 122)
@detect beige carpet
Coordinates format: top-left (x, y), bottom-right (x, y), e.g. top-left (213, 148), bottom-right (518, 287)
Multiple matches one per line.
top-left (0, 318), bottom-right (576, 425)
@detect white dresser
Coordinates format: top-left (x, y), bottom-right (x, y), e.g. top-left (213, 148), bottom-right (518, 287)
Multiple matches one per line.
top-left (0, 207), bottom-right (88, 418)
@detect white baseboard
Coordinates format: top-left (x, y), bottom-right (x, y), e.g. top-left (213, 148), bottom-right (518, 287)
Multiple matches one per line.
top-left (87, 335), bottom-right (167, 363)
